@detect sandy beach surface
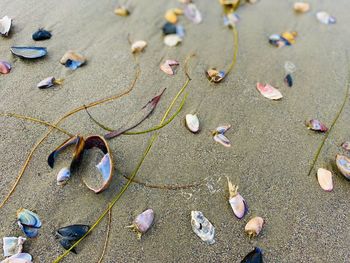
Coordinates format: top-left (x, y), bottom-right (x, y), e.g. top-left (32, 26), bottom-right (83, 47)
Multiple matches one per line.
top-left (1, 0), bottom-right (350, 262)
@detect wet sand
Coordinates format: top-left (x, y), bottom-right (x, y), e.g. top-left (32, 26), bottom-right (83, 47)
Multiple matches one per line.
top-left (1, 0), bottom-right (350, 262)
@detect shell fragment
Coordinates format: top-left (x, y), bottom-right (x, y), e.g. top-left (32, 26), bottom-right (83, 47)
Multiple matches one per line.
top-left (256, 83), bottom-right (283, 100)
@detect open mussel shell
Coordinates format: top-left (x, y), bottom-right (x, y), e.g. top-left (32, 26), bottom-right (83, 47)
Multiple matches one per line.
top-left (227, 177), bottom-right (248, 219)
top-left (241, 247), bottom-right (263, 263)
top-left (1, 253), bottom-right (33, 263)
top-left (317, 168), bottom-right (333, 192)
top-left (56, 224), bottom-right (90, 254)
top-left (10, 46), bottom-right (47, 59)
top-left (336, 154), bottom-right (350, 180)
top-left (60, 51), bottom-right (86, 70)
top-left (0, 60), bottom-right (11, 74)
top-left (17, 208), bottom-right (41, 238)
top-left (191, 211), bottom-right (215, 245)
top-left (245, 217), bottom-right (264, 238)
top-left (2, 236), bottom-right (26, 257)
top-left (185, 114), bottom-right (200, 133)
top-left (127, 209), bottom-right (154, 239)
top-left (213, 125), bottom-right (231, 147)
top-left (0, 16), bottom-right (12, 36)
top-left (32, 29), bottom-right (52, 41)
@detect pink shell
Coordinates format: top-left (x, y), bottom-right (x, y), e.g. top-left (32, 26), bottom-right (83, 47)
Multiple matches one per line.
top-left (305, 119), bottom-right (328, 132)
top-left (317, 168), bottom-right (333, 192)
top-left (229, 194), bottom-right (248, 219)
top-left (134, 209), bottom-right (154, 233)
top-left (0, 60), bottom-right (11, 74)
top-left (256, 83), bottom-right (283, 100)
top-left (160, 60), bottom-right (179, 75)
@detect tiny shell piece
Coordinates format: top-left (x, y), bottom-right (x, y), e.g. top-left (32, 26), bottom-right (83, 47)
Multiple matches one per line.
top-left (256, 83), bottom-right (283, 100)
top-left (0, 16), bottom-right (12, 36)
top-left (1, 253), bottom-right (33, 263)
top-left (227, 177), bottom-right (248, 219)
top-left (131, 40), bottom-right (147, 53)
top-left (191, 211), bottom-right (215, 245)
top-left (184, 4), bottom-right (202, 24)
top-left (284, 74), bottom-right (293, 87)
top-left (293, 2), bottom-right (310, 13)
top-left (316, 11), bottom-right (336, 25)
top-left (60, 51), bottom-right (86, 70)
top-left (2, 237), bottom-right (26, 257)
top-left (37, 76), bottom-right (63, 89)
top-left (281, 31), bottom-right (297, 44)
top-left (336, 154), bottom-right (350, 180)
top-left (185, 114), bottom-right (200, 133)
top-left (245, 217), bottom-right (264, 238)
top-left (165, 10), bottom-right (178, 24)
top-left (305, 119), bottom-right (328, 132)
top-left (0, 61), bottom-right (11, 74)
top-left (127, 209), bottom-right (154, 239)
top-left (284, 61), bottom-right (296, 74)
top-left (114, 6), bottom-right (130, 16)
top-left (57, 167), bottom-right (71, 185)
top-left (164, 34), bottom-right (182, 47)
top-left (206, 68), bottom-right (225, 83)
top-left (160, 60), bottom-right (179, 75)
top-left (341, 141), bottom-right (350, 151)
top-left (317, 168), bottom-right (333, 192)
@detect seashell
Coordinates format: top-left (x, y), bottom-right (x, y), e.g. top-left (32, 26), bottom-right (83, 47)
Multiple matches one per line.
top-left (60, 51), bottom-right (86, 70)
top-left (0, 253), bottom-right (32, 263)
top-left (268, 34), bottom-right (288, 48)
top-left (212, 125), bottom-right (231, 147)
top-left (160, 59), bottom-right (179, 75)
top-left (305, 119), bottom-right (328, 132)
top-left (184, 3), bottom-right (202, 24)
top-left (10, 47), bottom-right (47, 59)
top-left (245, 217), bottom-right (264, 238)
top-left (336, 154), bottom-right (350, 180)
top-left (341, 141), bottom-right (350, 151)
top-left (241, 247), bottom-right (263, 263)
top-left (165, 10), bottom-right (178, 24)
top-left (284, 61), bottom-right (296, 74)
top-left (281, 31), bottom-right (297, 44)
top-left (227, 177), bottom-right (248, 219)
top-left (191, 211), bottom-right (215, 245)
top-left (56, 224), bottom-right (90, 254)
top-left (37, 76), bottom-right (63, 89)
top-left (17, 208), bottom-right (41, 238)
top-left (284, 74), bottom-right (293, 87)
top-left (164, 34), bottom-right (182, 47)
top-left (0, 16), bottom-right (12, 36)
top-left (206, 68), bottom-right (225, 83)
top-left (256, 83), bottom-right (283, 100)
top-left (317, 168), bottom-right (333, 192)
top-left (293, 2), bottom-right (310, 13)
top-left (162, 22), bottom-right (177, 35)
top-left (57, 167), bottom-right (71, 185)
top-left (316, 11), bottom-right (336, 25)
top-left (114, 6), bottom-right (130, 16)
top-left (127, 209), bottom-right (154, 239)
top-left (32, 29), bottom-right (52, 41)
top-left (215, 125), bottom-right (231, 134)
top-left (2, 237), bottom-right (26, 257)
top-left (223, 13), bottom-right (240, 27)
top-left (185, 114), bottom-right (200, 133)
top-left (0, 61), bottom-right (11, 74)
top-left (131, 40), bottom-right (147, 53)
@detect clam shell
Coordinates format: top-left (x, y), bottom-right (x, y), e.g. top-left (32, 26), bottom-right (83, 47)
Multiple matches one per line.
top-left (10, 47), bottom-right (47, 59)
top-left (160, 59), bottom-right (179, 75)
top-left (131, 40), bottom-right (147, 53)
top-left (0, 61), bottom-right (11, 74)
top-left (2, 237), bottom-right (26, 257)
top-left (241, 247), bottom-right (263, 263)
top-left (184, 4), bottom-right (202, 24)
top-left (317, 168), bottom-right (333, 192)
top-left (1, 253), bottom-right (32, 263)
top-left (305, 119), bottom-right (328, 132)
top-left (60, 51), bottom-right (86, 70)
top-left (32, 29), bottom-right (52, 41)
top-left (0, 16), bottom-right (12, 36)
top-left (294, 2), bottom-right (310, 13)
top-left (317, 11), bottom-right (336, 25)
top-left (127, 209), bottom-right (154, 239)
top-left (256, 83), bottom-right (283, 100)
top-left (191, 211), bottom-right (215, 244)
top-left (164, 34), bottom-right (182, 47)
top-left (57, 167), bottom-right (71, 185)
top-left (336, 154), bottom-right (350, 180)
top-left (227, 177), bottom-right (248, 219)
top-left (245, 217), bottom-right (264, 237)
top-left (165, 10), bottom-right (178, 24)
top-left (185, 114), bottom-right (200, 133)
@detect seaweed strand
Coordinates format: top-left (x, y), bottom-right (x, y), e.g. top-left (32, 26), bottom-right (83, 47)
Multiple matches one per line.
top-left (97, 208), bottom-right (112, 263)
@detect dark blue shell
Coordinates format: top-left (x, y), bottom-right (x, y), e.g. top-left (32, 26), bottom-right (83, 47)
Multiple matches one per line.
top-left (284, 74), bottom-right (293, 87)
top-left (32, 29), bottom-right (52, 41)
top-left (162, 22), bottom-right (177, 35)
top-left (241, 247), bottom-right (263, 263)
top-left (56, 224), bottom-right (90, 240)
top-left (10, 46), bottom-right (47, 59)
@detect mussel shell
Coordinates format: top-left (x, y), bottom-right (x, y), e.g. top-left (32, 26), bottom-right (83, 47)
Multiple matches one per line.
top-left (215, 125), bottom-right (231, 134)
top-left (2, 252), bottom-right (33, 262)
top-left (213, 133), bottom-right (231, 147)
top-left (60, 51), bottom-right (86, 70)
top-left (17, 223), bottom-right (39, 238)
top-left (17, 208), bottom-right (41, 228)
top-left (0, 60), bottom-right (11, 74)
top-left (59, 239), bottom-right (77, 254)
top-left (336, 154), bottom-right (350, 180)
top-left (241, 247), bottom-right (263, 263)
top-left (32, 29), bottom-right (52, 41)
top-left (37, 76), bottom-right (55, 89)
top-left (162, 22), bottom-right (177, 35)
top-left (10, 46), bottom-right (47, 59)
top-left (56, 224), bottom-right (90, 241)
top-left (284, 74), bottom-right (293, 87)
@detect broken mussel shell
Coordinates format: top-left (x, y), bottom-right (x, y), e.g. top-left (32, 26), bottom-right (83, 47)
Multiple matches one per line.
top-left (160, 59), bottom-right (179, 75)
top-left (0, 16), bottom-right (12, 36)
top-left (131, 40), bottom-right (147, 53)
top-left (48, 135), bottom-right (113, 193)
top-left (191, 211), bottom-right (215, 245)
top-left (2, 237), bottom-right (26, 257)
top-left (305, 119), bottom-right (328, 132)
top-left (256, 83), bottom-right (283, 100)
top-left (317, 168), bottom-right (333, 192)
top-left (0, 61), bottom-right (11, 74)
top-left (245, 217), bottom-right (264, 238)
top-left (241, 247), bottom-right (264, 263)
top-left (56, 224), bottom-right (90, 254)
top-left (284, 74), bottom-right (293, 87)
top-left (162, 22), bottom-right (185, 37)
top-left (227, 177), bottom-right (248, 219)
top-left (127, 209), bottom-right (154, 239)
top-left (293, 2), bottom-right (310, 13)
top-left (37, 76), bottom-right (63, 89)
top-left (60, 51), bottom-right (86, 70)
top-left (10, 46), bottom-right (47, 59)
top-left (206, 68), bottom-right (225, 83)
top-left (1, 253), bottom-right (33, 263)
top-left (57, 167), bottom-right (71, 186)
top-left (212, 125), bottom-right (231, 147)
top-left (114, 6), bottom-right (130, 16)
top-left (17, 208), bottom-right (41, 238)
top-left (185, 114), bottom-right (200, 133)
top-left (32, 29), bottom-right (52, 41)
top-left (336, 154), bottom-right (350, 180)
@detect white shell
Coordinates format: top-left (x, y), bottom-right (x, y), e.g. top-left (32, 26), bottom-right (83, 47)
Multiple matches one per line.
top-left (185, 114), bottom-right (199, 133)
top-left (336, 154), bottom-right (350, 180)
top-left (0, 16), bottom-right (12, 36)
top-left (0, 253), bottom-right (32, 263)
top-left (256, 83), bottom-right (283, 100)
top-left (213, 134), bottom-right (231, 147)
top-left (191, 211), bottom-right (215, 245)
top-left (131, 40), bottom-right (147, 53)
top-left (316, 11), bottom-right (336, 25)
top-left (2, 237), bottom-right (26, 257)
top-left (245, 217), bottom-right (264, 237)
top-left (164, 34), bottom-right (182, 47)
top-left (184, 4), bottom-right (202, 24)
top-left (57, 167), bottom-right (71, 185)
top-left (227, 177), bottom-right (247, 219)
top-left (317, 168), bottom-right (333, 192)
